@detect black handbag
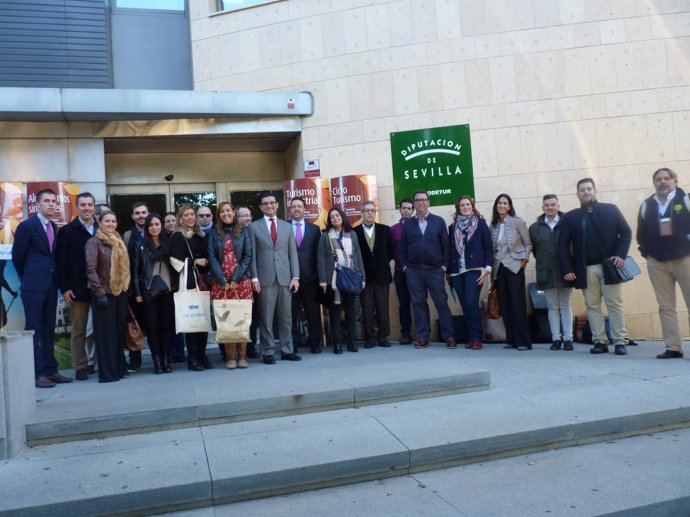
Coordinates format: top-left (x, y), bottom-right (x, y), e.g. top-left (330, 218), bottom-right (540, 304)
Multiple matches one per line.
top-left (603, 256), bottom-right (640, 284)
top-left (143, 263), bottom-right (170, 302)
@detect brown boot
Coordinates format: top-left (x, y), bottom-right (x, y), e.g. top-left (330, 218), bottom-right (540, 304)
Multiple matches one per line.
top-left (237, 343), bottom-right (248, 369)
top-left (224, 343), bottom-right (237, 370)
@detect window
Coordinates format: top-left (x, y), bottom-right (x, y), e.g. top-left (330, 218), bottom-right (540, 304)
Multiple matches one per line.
top-left (114, 0), bottom-right (185, 10)
top-left (218, 0), bottom-right (278, 13)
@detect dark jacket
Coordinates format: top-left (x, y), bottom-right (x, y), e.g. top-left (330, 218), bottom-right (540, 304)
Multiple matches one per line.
top-left (131, 240), bottom-right (172, 299)
top-left (637, 188), bottom-right (690, 262)
top-left (399, 213), bottom-right (449, 270)
top-left (12, 215), bottom-right (57, 291)
top-left (529, 212), bottom-right (572, 290)
top-left (354, 223), bottom-right (394, 285)
top-left (317, 230), bottom-right (366, 285)
top-left (291, 219), bottom-right (321, 283)
top-left (558, 201), bottom-right (632, 289)
top-left (170, 231), bottom-right (208, 291)
top-left (206, 226), bottom-right (252, 286)
top-left (448, 217), bottom-right (493, 275)
top-left (56, 217), bottom-right (98, 302)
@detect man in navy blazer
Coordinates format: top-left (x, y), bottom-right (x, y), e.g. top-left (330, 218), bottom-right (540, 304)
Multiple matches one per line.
top-left (13, 188), bottom-right (73, 388)
top-left (558, 177), bottom-right (632, 355)
top-left (289, 197), bottom-right (323, 354)
top-left (355, 201), bottom-right (394, 347)
top-left (399, 190), bottom-right (456, 349)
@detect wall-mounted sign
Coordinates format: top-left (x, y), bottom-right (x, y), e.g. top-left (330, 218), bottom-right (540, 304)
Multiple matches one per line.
top-left (390, 124), bottom-right (474, 207)
top-left (304, 159), bottom-right (321, 178)
top-left (330, 175), bottom-right (377, 227)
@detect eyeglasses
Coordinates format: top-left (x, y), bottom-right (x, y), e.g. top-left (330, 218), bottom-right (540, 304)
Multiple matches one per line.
top-left (198, 214), bottom-right (212, 218)
top-left (361, 208), bottom-right (376, 213)
top-left (261, 201), bottom-right (277, 206)
top-left (414, 198), bottom-right (429, 203)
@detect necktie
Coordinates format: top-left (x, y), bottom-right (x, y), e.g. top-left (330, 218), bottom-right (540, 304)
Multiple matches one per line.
top-left (270, 218), bottom-right (277, 245)
top-left (295, 222), bottom-right (303, 247)
top-left (46, 221), bottom-right (54, 252)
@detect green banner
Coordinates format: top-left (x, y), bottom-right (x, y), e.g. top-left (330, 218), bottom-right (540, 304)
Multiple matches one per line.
top-left (390, 124), bottom-right (474, 207)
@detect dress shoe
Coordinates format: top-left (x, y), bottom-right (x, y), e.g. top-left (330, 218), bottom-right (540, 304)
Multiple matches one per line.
top-left (550, 340), bottom-right (562, 351)
top-left (281, 353), bottom-right (302, 361)
top-left (614, 344), bottom-right (627, 356)
top-left (48, 373), bottom-right (73, 383)
top-left (657, 350), bottom-right (684, 359)
top-left (365, 340), bottom-right (376, 349)
top-left (446, 337), bottom-right (457, 349)
top-left (563, 340), bottom-right (574, 351)
top-left (400, 335), bottom-right (412, 345)
top-left (35, 376), bottom-right (56, 388)
top-left (347, 343), bottom-right (358, 352)
top-left (415, 338), bottom-right (429, 349)
top-left (333, 344), bottom-right (343, 354)
top-left (75, 369), bottom-right (88, 381)
top-left (311, 345), bottom-right (322, 354)
top-left (262, 355), bottom-right (276, 364)
top-left (378, 340), bottom-right (391, 348)
top-left (590, 342), bottom-right (609, 354)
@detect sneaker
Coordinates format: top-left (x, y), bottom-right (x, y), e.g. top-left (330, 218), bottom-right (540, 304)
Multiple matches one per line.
top-left (590, 342), bottom-right (609, 354)
top-left (657, 350), bottom-right (684, 359)
top-left (550, 340), bottom-right (562, 351)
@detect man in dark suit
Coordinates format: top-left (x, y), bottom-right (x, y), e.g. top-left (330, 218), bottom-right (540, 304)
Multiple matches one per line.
top-left (558, 177), bottom-right (632, 356)
top-left (12, 188), bottom-right (73, 388)
top-left (123, 201), bottom-right (149, 372)
top-left (249, 191), bottom-right (301, 364)
top-left (289, 197), bottom-right (323, 354)
top-left (355, 201), bottom-right (394, 348)
top-left (56, 192), bottom-right (98, 381)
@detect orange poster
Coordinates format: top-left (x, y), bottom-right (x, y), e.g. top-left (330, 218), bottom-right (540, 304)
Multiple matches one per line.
top-left (329, 175), bottom-right (378, 227)
top-left (283, 178), bottom-right (331, 230)
top-left (27, 182), bottom-right (80, 228)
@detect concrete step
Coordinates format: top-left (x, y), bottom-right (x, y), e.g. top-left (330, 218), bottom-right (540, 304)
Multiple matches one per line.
top-left (3, 341), bottom-right (690, 516)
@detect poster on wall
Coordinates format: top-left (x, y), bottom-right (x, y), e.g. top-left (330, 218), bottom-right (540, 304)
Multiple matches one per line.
top-left (283, 178), bottom-right (331, 230)
top-left (27, 181), bottom-right (80, 228)
top-left (330, 175), bottom-right (378, 227)
top-left (390, 124), bottom-right (474, 207)
top-left (0, 182), bottom-right (24, 330)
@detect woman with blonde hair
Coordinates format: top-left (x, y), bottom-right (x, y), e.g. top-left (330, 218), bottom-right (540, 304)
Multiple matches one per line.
top-left (206, 201), bottom-right (253, 369)
top-left (170, 203), bottom-right (211, 371)
top-left (85, 210), bottom-right (130, 383)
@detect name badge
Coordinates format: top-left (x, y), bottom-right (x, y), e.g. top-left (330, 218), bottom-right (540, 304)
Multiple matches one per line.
top-left (659, 217), bottom-right (672, 236)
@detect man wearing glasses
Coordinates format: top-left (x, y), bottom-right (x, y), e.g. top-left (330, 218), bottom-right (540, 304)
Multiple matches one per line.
top-left (197, 206), bottom-right (214, 234)
top-left (248, 191), bottom-right (301, 364)
top-left (399, 190), bottom-right (456, 349)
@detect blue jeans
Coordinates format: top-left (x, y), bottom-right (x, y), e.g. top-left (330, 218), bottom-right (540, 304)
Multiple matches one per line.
top-left (406, 266), bottom-right (454, 341)
top-left (393, 270), bottom-right (412, 336)
top-left (451, 271), bottom-right (482, 341)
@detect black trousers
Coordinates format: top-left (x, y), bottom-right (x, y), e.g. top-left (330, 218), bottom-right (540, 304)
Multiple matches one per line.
top-left (360, 281), bottom-right (390, 342)
top-left (291, 280), bottom-right (322, 348)
top-left (143, 292), bottom-right (174, 358)
top-left (495, 264), bottom-right (531, 347)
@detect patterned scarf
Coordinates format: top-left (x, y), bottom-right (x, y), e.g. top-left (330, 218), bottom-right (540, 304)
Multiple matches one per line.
top-left (454, 214), bottom-right (479, 259)
top-left (95, 228), bottom-right (130, 296)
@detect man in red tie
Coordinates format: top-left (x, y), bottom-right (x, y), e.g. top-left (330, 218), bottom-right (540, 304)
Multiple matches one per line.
top-left (13, 189), bottom-right (73, 388)
top-left (249, 191), bottom-right (301, 364)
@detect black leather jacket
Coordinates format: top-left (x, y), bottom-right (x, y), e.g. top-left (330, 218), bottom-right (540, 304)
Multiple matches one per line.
top-left (206, 225), bottom-right (253, 286)
top-left (131, 241), bottom-right (171, 298)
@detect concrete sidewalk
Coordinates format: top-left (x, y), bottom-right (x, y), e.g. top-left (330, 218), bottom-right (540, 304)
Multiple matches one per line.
top-left (1, 340), bottom-right (689, 516)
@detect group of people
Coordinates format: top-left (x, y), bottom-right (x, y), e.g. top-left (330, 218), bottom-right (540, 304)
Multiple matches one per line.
top-left (10, 168), bottom-right (690, 387)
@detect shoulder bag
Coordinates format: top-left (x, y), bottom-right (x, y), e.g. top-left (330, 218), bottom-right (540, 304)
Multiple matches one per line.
top-left (328, 233), bottom-right (364, 296)
top-left (125, 305), bottom-right (146, 352)
top-left (143, 261), bottom-right (170, 302)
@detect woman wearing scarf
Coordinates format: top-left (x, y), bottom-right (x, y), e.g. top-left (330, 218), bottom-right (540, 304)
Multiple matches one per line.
top-left (448, 196), bottom-right (493, 350)
top-left (206, 201), bottom-right (253, 370)
top-left (132, 213), bottom-right (174, 374)
top-left (317, 207), bottom-right (366, 354)
top-left (85, 210), bottom-right (130, 383)
top-left (490, 193), bottom-right (533, 351)
top-left (170, 203), bottom-right (211, 371)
